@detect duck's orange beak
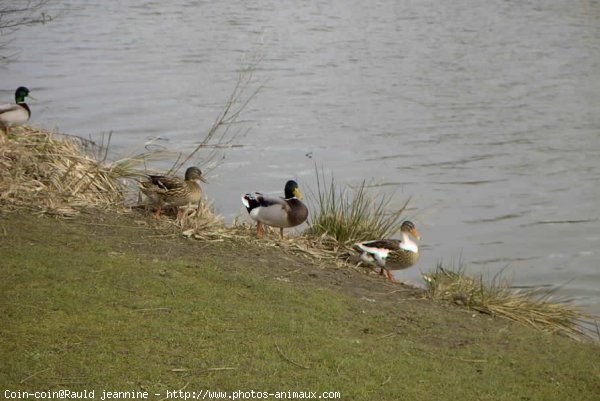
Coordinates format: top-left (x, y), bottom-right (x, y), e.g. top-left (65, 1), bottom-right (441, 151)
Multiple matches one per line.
top-left (410, 227), bottom-right (421, 240)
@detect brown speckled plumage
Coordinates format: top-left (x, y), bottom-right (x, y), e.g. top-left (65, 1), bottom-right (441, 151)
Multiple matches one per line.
top-left (140, 166), bottom-right (206, 219)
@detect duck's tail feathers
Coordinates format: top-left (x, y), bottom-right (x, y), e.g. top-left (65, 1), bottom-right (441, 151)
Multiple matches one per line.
top-left (242, 193), bottom-right (262, 212)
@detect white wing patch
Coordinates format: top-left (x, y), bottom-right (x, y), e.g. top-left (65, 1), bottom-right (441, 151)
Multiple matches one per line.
top-left (354, 243), bottom-right (390, 259)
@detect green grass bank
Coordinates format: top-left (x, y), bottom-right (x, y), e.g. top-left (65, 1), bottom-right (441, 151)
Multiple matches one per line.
top-left (1, 211), bottom-right (599, 401)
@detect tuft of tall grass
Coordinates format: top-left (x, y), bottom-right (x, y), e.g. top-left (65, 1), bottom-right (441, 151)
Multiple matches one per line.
top-left (424, 263), bottom-right (596, 342)
top-left (305, 169), bottom-right (410, 245)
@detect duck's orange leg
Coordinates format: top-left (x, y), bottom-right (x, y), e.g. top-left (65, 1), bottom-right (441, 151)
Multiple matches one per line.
top-left (256, 222), bottom-right (264, 237)
top-left (385, 269), bottom-right (398, 283)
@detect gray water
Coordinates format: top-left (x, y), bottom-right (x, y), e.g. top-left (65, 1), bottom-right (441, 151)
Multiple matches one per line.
top-left (3, 0), bottom-right (600, 314)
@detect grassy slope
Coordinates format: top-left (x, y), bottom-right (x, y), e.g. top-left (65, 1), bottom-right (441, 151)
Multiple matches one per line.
top-left (0, 212), bottom-right (599, 400)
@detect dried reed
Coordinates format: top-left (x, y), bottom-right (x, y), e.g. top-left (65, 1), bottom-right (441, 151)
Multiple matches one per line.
top-left (424, 264), bottom-right (595, 341)
top-left (0, 127), bottom-right (144, 216)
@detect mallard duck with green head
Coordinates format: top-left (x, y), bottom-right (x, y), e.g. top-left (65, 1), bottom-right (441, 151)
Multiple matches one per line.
top-left (1, 87), bottom-right (33, 135)
top-left (242, 180), bottom-right (309, 238)
top-left (140, 166), bottom-right (207, 219)
top-left (353, 220), bottom-right (421, 283)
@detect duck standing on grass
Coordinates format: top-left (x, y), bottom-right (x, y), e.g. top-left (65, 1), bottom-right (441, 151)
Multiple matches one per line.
top-left (140, 166), bottom-right (207, 220)
top-left (353, 220), bottom-right (421, 283)
top-left (0, 87), bottom-right (33, 135)
top-left (242, 180), bottom-right (309, 239)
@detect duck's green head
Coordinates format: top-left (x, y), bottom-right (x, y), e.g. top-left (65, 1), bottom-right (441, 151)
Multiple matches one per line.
top-left (184, 166), bottom-right (207, 183)
top-left (284, 180), bottom-right (303, 200)
top-left (15, 86), bottom-right (32, 103)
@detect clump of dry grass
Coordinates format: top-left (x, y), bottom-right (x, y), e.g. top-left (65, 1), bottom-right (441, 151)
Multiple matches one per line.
top-left (186, 216), bottom-right (349, 268)
top-left (0, 127), bottom-right (146, 216)
top-left (424, 264), bottom-right (595, 341)
top-left (168, 199), bottom-right (225, 236)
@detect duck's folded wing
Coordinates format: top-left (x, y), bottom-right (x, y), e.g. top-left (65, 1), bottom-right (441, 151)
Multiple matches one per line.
top-left (255, 194), bottom-right (290, 210)
top-left (0, 103), bottom-right (22, 116)
top-left (357, 239), bottom-right (400, 251)
top-left (353, 241), bottom-right (392, 265)
top-left (147, 175), bottom-right (184, 190)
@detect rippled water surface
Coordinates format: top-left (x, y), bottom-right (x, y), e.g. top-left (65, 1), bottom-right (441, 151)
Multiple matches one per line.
top-left (3, 1), bottom-right (600, 313)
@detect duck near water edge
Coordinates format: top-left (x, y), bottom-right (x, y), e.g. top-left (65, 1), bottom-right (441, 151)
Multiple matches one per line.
top-left (353, 220), bottom-right (421, 283)
top-left (242, 180), bottom-right (309, 239)
top-left (1, 86), bottom-right (34, 135)
top-left (140, 166), bottom-right (207, 220)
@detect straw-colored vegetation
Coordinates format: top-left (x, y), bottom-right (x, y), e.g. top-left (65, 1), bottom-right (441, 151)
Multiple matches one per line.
top-left (424, 264), bottom-right (595, 341)
top-left (0, 127), bottom-right (144, 216)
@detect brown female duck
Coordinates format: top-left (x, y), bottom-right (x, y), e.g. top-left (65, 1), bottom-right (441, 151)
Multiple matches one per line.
top-left (140, 166), bottom-right (207, 219)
